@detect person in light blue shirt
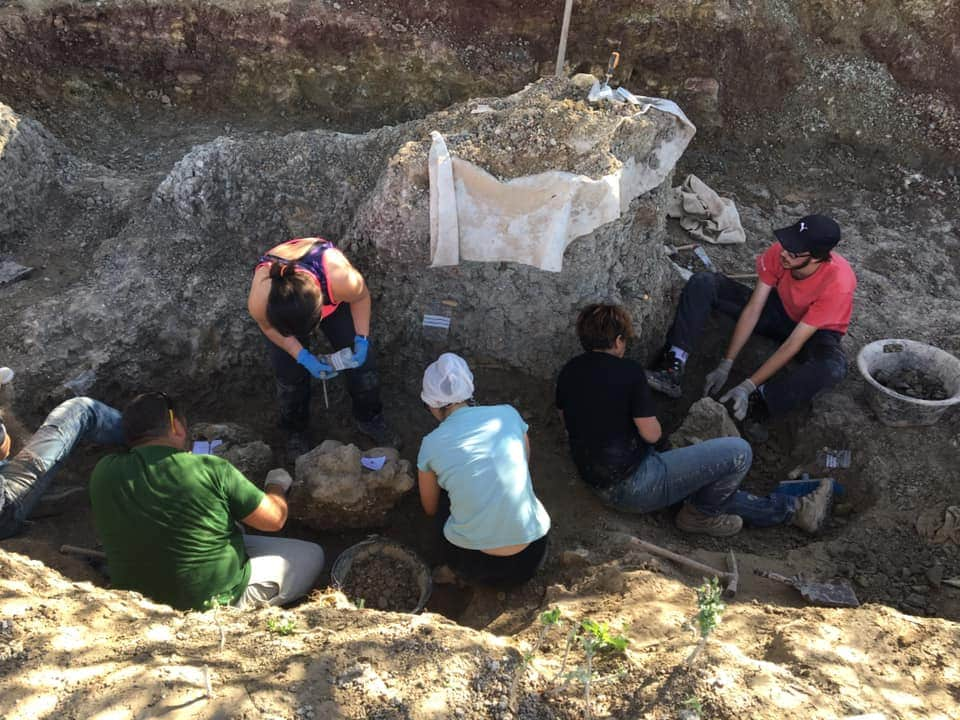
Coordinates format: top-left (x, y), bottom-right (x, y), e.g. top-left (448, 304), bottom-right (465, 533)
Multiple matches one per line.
top-left (417, 353), bottom-right (550, 587)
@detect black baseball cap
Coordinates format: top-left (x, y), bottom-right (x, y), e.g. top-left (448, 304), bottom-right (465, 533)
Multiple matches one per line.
top-left (774, 214), bottom-right (841, 254)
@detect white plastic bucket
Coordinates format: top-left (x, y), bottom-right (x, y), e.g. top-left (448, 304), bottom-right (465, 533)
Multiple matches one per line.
top-left (856, 339), bottom-right (960, 427)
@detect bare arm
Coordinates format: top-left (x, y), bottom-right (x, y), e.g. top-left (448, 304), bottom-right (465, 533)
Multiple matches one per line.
top-left (634, 416), bottom-right (662, 444)
top-left (247, 269), bottom-right (304, 359)
top-left (749, 321), bottom-right (819, 387)
top-left (325, 250), bottom-right (371, 336)
top-left (724, 281), bottom-right (773, 362)
top-left (241, 486), bottom-right (289, 532)
top-left (418, 469), bottom-right (441, 516)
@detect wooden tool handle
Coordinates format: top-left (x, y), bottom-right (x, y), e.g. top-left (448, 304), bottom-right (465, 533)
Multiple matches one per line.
top-left (60, 544), bottom-right (107, 560)
top-left (606, 51), bottom-right (621, 76)
top-left (631, 538), bottom-right (731, 581)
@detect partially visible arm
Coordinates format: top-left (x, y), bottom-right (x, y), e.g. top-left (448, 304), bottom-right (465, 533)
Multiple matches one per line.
top-left (723, 281), bottom-right (773, 362)
top-left (241, 487), bottom-right (289, 532)
top-left (524, 432), bottom-right (531, 461)
top-left (247, 269), bottom-right (304, 359)
top-left (325, 251), bottom-right (371, 336)
top-left (748, 321), bottom-right (819, 387)
top-left (633, 416), bottom-right (662, 444)
top-left (418, 469), bottom-right (441, 516)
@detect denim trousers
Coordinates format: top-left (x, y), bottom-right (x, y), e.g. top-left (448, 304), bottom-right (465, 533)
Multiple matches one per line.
top-left (596, 436), bottom-right (798, 527)
top-left (269, 302), bottom-right (383, 431)
top-left (0, 397), bottom-right (123, 539)
top-left (665, 271), bottom-right (848, 416)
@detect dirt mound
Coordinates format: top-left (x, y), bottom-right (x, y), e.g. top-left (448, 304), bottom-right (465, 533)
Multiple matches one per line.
top-left (3, 544), bottom-right (958, 719)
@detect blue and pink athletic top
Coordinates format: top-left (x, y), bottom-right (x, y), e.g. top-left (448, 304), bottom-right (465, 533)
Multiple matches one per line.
top-left (256, 238), bottom-right (341, 320)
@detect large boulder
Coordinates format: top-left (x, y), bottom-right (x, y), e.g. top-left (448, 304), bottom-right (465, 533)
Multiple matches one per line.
top-left (671, 397), bottom-right (740, 448)
top-left (291, 440), bottom-right (414, 530)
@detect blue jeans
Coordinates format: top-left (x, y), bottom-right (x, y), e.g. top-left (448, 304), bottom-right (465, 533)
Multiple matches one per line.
top-left (665, 272), bottom-right (848, 415)
top-left (596, 437), bottom-right (798, 527)
top-left (0, 397), bottom-right (123, 539)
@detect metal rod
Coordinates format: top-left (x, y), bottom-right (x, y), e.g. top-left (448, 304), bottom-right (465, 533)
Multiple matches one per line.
top-left (322, 379), bottom-right (329, 408)
top-left (60, 544), bottom-right (107, 560)
top-left (555, 0), bottom-right (574, 77)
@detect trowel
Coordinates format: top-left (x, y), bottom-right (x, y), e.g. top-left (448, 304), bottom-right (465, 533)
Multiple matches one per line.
top-left (587, 51), bottom-right (620, 102)
top-left (754, 568), bottom-right (860, 608)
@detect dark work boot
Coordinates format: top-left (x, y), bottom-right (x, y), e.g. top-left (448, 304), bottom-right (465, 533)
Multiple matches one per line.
top-left (675, 504), bottom-right (743, 537)
top-left (645, 350), bottom-right (685, 399)
top-left (356, 414), bottom-right (401, 449)
top-left (276, 379), bottom-right (312, 463)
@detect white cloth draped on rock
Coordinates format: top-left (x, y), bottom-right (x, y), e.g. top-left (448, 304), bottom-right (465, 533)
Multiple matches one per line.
top-left (428, 97), bottom-right (696, 272)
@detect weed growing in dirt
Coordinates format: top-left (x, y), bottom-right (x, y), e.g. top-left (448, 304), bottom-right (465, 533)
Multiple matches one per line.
top-left (681, 695), bottom-right (704, 718)
top-left (508, 607), bottom-right (563, 712)
top-left (266, 617), bottom-right (297, 636)
top-left (686, 577), bottom-right (725, 665)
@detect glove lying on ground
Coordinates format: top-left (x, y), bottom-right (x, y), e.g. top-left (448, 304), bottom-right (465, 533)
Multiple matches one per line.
top-left (719, 379), bottom-right (756, 421)
top-left (703, 358), bottom-right (733, 397)
top-left (297, 348), bottom-right (338, 380)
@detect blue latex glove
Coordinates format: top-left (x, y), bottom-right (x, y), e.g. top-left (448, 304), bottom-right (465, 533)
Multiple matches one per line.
top-left (352, 335), bottom-right (370, 367)
top-left (719, 379), bottom-right (757, 421)
top-left (297, 348), bottom-right (337, 380)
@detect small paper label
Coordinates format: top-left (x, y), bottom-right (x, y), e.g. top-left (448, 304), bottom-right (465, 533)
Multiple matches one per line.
top-left (361, 456), bottom-right (387, 471)
top-left (192, 439), bottom-right (223, 455)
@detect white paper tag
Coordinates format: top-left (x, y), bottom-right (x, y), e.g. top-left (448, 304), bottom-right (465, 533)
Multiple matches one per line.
top-left (361, 456), bottom-right (387, 471)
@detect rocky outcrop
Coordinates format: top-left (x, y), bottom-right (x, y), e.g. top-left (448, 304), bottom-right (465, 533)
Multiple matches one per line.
top-left (291, 440), bottom-right (414, 529)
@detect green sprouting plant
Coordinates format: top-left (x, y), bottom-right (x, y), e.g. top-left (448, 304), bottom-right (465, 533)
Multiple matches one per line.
top-left (686, 577), bottom-right (726, 664)
top-left (508, 607), bottom-right (564, 712)
top-left (266, 616), bottom-right (297, 636)
top-left (683, 695), bottom-right (704, 716)
top-left (354, 597), bottom-right (366, 609)
top-left (577, 619), bottom-right (629, 720)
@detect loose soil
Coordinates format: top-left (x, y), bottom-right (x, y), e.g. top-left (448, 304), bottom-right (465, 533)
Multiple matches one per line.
top-left (4, 3), bottom-right (960, 716)
top-left (339, 552), bottom-right (424, 612)
top-left (874, 367), bottom-right (951, 400)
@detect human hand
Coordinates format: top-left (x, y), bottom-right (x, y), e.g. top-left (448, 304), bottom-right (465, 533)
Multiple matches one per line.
top-left (719, 379), bottom-right (757, 421)
top-left (352, 335), bottom-right (369, 367)
top-left (297, 348), bottom-right (338, 380)
top-left (264, 468), bottom-right (293, 494)
top-left (703, 358), bottom-right (733, 397)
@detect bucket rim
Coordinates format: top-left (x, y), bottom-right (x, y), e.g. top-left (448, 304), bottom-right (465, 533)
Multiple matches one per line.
top-left (331, 535), bottom-right (433, 613)
top-left (856, 338), bottom-right (960, 408)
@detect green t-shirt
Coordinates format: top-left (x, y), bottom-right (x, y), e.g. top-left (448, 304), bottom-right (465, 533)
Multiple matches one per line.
top-left (89, 446), bottom-right (265, 611)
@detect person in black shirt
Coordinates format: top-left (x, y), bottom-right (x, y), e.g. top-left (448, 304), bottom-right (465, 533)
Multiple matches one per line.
top-left (556, 304), bottom-right (833, 536)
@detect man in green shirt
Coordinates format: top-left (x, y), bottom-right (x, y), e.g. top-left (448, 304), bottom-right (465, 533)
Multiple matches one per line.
top-left (90, 392), bottom-right (324, 611)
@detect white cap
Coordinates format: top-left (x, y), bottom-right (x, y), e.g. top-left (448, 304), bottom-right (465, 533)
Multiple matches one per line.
top-left (0, 368), bottom-right (13, 386)
top-left (421, 353), bottom-right (474, 408)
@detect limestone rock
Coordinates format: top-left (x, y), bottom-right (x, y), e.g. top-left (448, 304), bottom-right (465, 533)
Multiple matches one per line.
top-left (191, 422), bottom-right (276, 482)
top-left (292, 442), bottom-right (413, 530)
top-left (672, 397), bottom-right (740, 448)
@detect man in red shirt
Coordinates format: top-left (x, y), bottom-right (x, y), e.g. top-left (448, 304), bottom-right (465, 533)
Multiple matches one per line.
top-left (646, 215), bottom-right (856, 438)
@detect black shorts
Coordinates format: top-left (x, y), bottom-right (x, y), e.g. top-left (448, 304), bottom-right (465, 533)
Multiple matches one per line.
top-left (435, 492), bottom-right (549, 588)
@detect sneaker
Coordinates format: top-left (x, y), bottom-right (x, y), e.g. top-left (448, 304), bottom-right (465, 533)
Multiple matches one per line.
top-left (356, 414), bottom-right (401, 449)
top-left (675, 503), bottom-right (743, 537)
top-left (791, 478), bottom-right (834, 534)
top-left (645, 350), bottom-right (684, 398)
top-left (29, 486), bottom-right (86, 519)
top-left (285, 431), bottom-right (312, 463)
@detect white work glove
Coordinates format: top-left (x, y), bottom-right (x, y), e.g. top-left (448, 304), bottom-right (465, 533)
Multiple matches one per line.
top-left (703, 359), bottom-right (733, 397)
top-left (264, 468), bottom-right (293, 494)
top-left (719, 379), bottom-right (756, 421)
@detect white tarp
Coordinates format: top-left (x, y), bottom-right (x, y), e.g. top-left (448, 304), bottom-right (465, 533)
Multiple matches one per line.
top-left (428, 97), bottom-right (696, 272)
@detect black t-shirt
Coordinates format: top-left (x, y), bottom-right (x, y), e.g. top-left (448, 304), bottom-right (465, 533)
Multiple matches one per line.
top-left (555, 351), bottom-right (657, 489)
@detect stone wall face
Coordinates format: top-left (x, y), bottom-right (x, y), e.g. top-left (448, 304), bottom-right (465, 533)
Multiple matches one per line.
top-left (1, 0), bottom-right (957, 156)
top-left (0, 79), bottom-right (680, 410)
